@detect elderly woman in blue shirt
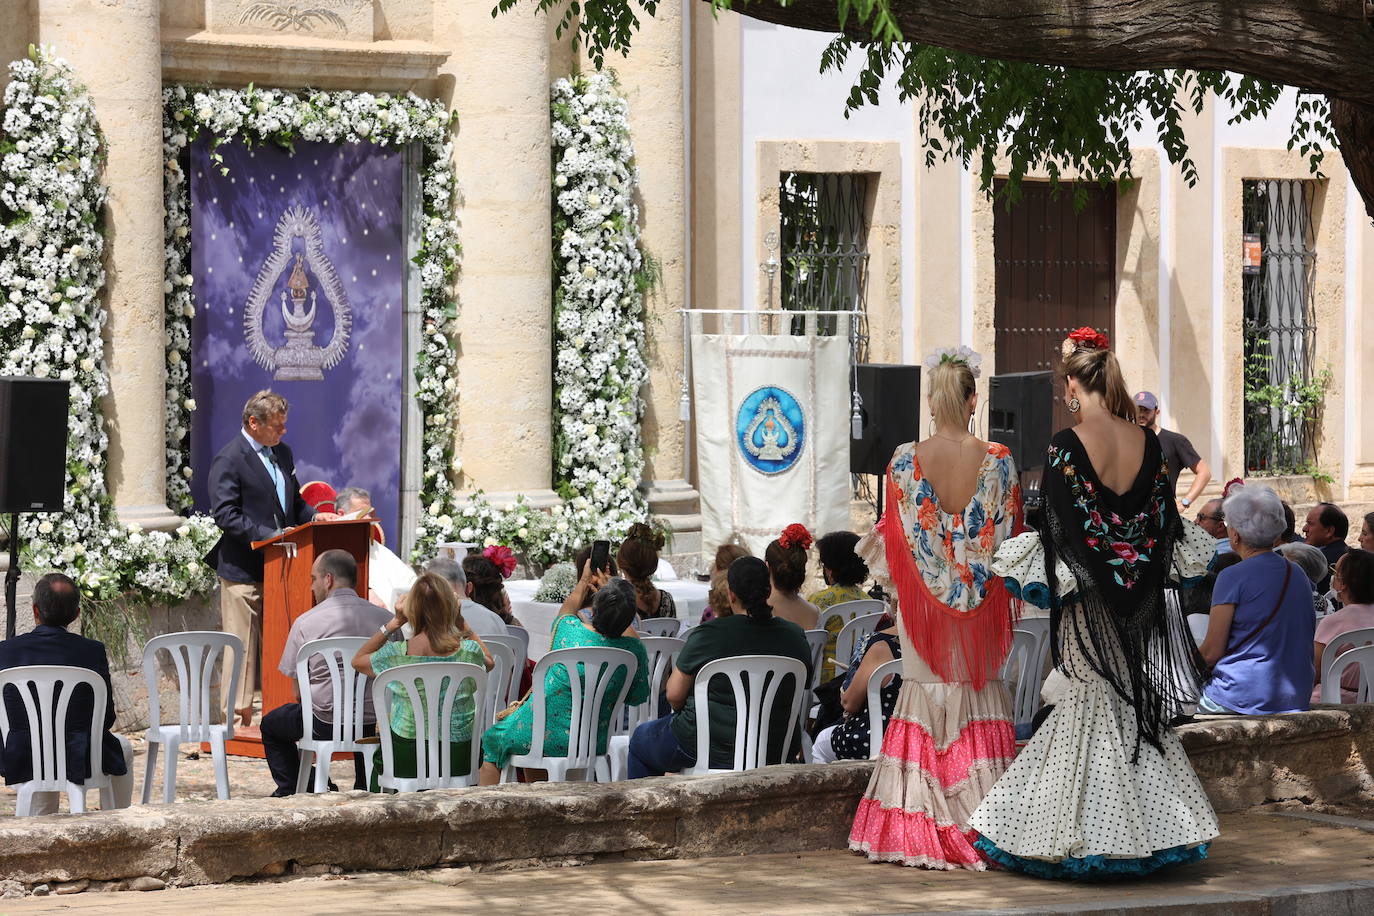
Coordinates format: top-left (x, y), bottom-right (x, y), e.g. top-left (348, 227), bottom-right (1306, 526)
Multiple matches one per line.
top-left (1198, 486), bottom-right (1315, 714)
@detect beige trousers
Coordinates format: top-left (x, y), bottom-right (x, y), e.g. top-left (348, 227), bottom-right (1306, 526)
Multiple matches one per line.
top-left (219, 577), bottom-right (263, 717)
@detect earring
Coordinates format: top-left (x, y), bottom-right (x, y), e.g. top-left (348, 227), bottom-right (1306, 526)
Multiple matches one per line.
top-left (1068, 397), bottom-right (1081, 413)
top-left (967, 415), bottom-right (975, 434)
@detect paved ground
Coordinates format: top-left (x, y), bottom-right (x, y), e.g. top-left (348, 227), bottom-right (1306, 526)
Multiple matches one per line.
top-left (2, 810), bottom-right (1373, 913)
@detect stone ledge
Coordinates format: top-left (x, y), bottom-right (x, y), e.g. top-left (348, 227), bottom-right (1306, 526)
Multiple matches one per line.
top-left (2, 708), bottom-right (1372, 890)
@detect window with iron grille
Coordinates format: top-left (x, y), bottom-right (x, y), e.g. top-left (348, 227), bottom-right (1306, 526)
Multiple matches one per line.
top-left (778, 172), bottom-right (870, 338)
top-left (1242, 179), bottom-right (1322, 476)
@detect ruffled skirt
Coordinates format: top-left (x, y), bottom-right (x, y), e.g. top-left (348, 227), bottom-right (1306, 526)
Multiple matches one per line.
top-left (968, 670), bottom-right (1218, 879)
top-left (849, 678), bottom-right (1015, 870)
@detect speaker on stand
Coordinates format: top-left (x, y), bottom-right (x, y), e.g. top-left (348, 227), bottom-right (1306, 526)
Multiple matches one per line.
top-left (0, 377), bottom-right (71, 638)
top-left (987, 370), bottom-right (1053, 523)
top-left (851, 364), bottom-right (922, 520)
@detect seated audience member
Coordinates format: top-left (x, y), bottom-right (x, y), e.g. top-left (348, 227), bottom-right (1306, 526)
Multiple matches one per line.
top-left (617, 523), bottom-right (676, 619)
top-left (626, 556), bottom-right (813, 777)
top-left (699, 543), bottom-right (749, 625)
top-left (1312, 549), bottom-right (1374, 703)
top-left (463, 553), bottom-right (522, 627)
top-left (352, 573), bottom-right (493, 788)
top-left (571, 544), bottom-right (619, 615)
top-left (1199, 487), bottom-right (1315, 714)
top-left (807, 530), bottom-right (871, 681)
top-left (1280, 502), bottom-right (1304, 544)
top-left (765, 524), bottom-right (820, 631)
top-left (261, 550), bottom-right (394, 795)
top-left (1275, 541), bottom-right (1333, 617)
top-left (0, 574), bottom-right (132, 813)
top-left (812, 624), bottom-right (901, 763)
top-left (332, 486), bottom-right (417, 610)
top-left (426, 557), bottom-right (507, 638)
top-left (1304, 502), bottom-right (1350, 593)
top-left (479, 570), bottom-right (649, 784)
top-left (1195, 499), bottom-right (1232, 564)
top-left (1360, 512), bottom-right (1374, 553)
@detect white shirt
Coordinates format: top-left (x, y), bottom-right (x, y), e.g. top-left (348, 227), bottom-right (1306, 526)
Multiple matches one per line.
top-left (460, 600), bottom-right (509, 638)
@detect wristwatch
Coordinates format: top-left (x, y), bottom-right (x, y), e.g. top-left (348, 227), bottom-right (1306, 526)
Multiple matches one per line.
top-left (1181, 497), bottom-right (1192, 508)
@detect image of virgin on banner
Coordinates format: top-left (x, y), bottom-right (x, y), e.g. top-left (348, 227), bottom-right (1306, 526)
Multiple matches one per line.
top-left (188, 138), bottom-right (407, 546)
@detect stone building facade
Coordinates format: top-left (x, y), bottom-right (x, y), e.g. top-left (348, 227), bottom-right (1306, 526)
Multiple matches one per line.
top-left (3, 1), bottom-right (1372, 563)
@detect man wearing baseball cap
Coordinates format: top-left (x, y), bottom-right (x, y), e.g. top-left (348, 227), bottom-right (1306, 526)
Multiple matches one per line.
top-left (1134, 391), bottom-right (1211, 510)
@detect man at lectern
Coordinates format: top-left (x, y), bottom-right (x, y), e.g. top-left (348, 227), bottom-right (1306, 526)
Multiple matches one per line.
top-left (208, 390), bottom-right (335, 727)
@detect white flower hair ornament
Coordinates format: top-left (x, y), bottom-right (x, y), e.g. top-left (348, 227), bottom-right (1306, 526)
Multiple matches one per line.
top-left (922, 345), bottom-right (982, 379)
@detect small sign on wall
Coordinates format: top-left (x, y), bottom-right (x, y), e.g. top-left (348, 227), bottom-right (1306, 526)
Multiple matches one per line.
top-left (1242, 233), bottom-right (1262, 275)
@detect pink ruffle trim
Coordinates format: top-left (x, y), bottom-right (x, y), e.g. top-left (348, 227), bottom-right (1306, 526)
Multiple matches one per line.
top-left (849, 800), bottom-right (986, 869)
top-left (878, 716), bottom-right (1016, 789)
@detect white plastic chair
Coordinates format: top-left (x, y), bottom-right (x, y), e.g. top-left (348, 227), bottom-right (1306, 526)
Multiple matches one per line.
top-left (477, 638), bottom-right (518, 723)
top-left (501, 647), bottom-right (638, 783)
top-left (600, 636), bottom-right (684, 781)
top-left (803, 630), bottom-right (828, 690)
top-left (504, 624), bottom-right (530, 663)
top-left (293, 637), bottom-right (373, 794)
top-left (0, 666), bottom-right (117, 816)
top-left (1001, 628), bottom-right (1045, 728)
top-left (683, 655), bottom-right (808, 775)
top-left (834, 612), bottom-right (886, 673)
top-left (636, 617), bottom-right (682, 638)
top-left (818, 599), bottom-right (885, 642)
top-left (1319, 628), bottom-right (1374, 703)
top-left (372, 661), bottom-right (488, 791)
top-left (1322, 644), bottom-right (1374, 704)
top-left (864, 658), bottom-right (905, 760)
top-left (141, 631), bottom-right (243, 803)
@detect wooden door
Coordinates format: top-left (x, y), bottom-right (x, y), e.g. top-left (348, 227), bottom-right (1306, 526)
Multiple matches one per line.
top-left (993, 180), bottom-right (1116, 432)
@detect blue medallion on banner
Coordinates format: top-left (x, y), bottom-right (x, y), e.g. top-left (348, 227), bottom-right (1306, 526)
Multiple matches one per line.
top-left (736, 386), bottom-right (805, 475)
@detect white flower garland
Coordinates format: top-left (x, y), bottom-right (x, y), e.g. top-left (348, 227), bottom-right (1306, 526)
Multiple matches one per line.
top-left (0, 46), bottom-right (219, 604)
top-left (161, 84), bottom-right (463, 561)
top-left (415, 73), bottom-right (655, 565)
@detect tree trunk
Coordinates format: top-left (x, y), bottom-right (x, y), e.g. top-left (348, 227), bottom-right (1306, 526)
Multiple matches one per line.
top-left (709, 0), bottom-right (1374, 223)
top-left (1330, 98), bottom-right (1374, 223)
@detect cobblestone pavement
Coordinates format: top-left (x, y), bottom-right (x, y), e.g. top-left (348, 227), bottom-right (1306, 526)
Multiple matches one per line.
top-left (2, 811), bottom-right (1374, 913)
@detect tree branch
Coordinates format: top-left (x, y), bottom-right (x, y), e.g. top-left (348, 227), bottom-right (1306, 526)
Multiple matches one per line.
top-left (722, 0), bottom-right (1374, 108)
top-left (1330, 97), bottom-right (1374, 221)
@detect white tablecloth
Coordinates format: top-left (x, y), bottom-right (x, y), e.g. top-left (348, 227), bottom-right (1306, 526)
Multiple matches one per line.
top-left (504, 578), bottom-right (711, 659)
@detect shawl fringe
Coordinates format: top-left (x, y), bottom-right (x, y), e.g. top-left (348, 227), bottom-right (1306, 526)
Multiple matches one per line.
top-left (881, 474), bottom-right (1016, 689)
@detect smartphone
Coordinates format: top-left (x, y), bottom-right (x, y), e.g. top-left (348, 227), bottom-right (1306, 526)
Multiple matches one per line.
top-left (590, 539), bottom-right (611, 573)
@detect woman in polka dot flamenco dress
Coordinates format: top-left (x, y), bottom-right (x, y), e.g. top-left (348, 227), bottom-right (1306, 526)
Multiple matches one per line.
top-left (970, 329), bottom-right (1219, 879)
top-left (848, 347), bottom-right (1025, 869)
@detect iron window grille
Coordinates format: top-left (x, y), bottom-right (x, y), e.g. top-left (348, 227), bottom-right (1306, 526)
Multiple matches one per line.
top-left (778, 172), bottom-right (870, 344)
top-left (1242, 179), bottom-right (1320, 476)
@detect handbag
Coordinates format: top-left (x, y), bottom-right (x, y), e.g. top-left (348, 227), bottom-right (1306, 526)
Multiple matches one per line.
top-left (494, 688), bottom-right (531, 722)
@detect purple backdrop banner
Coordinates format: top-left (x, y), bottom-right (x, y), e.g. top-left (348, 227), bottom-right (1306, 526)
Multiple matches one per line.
top-left (190, 138), bottom-right (406, 546)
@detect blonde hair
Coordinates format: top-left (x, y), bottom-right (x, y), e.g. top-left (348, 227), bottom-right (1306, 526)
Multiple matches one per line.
top-left (404, 572), bottom-right (464, 656)
top-left (1062, 347), bottom-right (1134, 423)
top-left (709, 543), bottom-right (751, 617)
top-left (928, 359), bottom-right (977, 434)
top-left (242, 390), bottom-right (288, 426)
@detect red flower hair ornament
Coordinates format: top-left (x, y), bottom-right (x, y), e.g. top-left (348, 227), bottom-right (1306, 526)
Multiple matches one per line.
top-left (778, 523), bottom-right (814, 551)
top-left (483, 545), bottom-right (518, 579)
top-left (1061, 326), bottom-right (1110, 360)
top-left (1222, 477), bottom-right (1245, 498)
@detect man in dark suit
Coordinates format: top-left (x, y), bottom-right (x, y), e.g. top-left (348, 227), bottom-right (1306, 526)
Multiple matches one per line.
top-left (0, 573), bottom-right (133, 814)
top-left (208, 390), bottom-right (334, 726)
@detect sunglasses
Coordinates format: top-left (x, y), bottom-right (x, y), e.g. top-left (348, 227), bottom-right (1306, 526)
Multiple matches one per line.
top-left (1196, 513), bottom-right (1225, 523)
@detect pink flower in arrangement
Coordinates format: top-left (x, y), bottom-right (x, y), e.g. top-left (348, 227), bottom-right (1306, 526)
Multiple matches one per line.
top-left (483, 544), bottom-right (518, 579)
top-left (1110, 542), bottom-right (1139, 563)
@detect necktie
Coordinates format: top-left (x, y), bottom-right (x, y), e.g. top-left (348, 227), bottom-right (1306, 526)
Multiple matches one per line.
top-left (260, 446), bottom-right (286, 512)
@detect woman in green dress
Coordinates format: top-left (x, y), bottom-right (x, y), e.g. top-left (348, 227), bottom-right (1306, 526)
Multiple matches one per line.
top-left (352, 572), bottom-right (493, 787)
top-left (478, 567), bottom-right (649, 784)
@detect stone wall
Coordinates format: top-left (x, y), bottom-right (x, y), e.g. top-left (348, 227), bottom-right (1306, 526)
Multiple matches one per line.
top-left (2, 707), bottom-right (1374, 890)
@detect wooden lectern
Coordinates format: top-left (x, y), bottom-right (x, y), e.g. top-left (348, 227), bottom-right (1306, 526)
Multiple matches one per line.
top-left (218, 518), bottom-right (375, 757)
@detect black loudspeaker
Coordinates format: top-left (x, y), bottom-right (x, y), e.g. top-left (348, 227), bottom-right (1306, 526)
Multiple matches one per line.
top-left (0, 377), bottom-right (70, 513)
top-left (988, 371), bottom-right (1053, 471)
top-left (851, 364), bottom-right (921, 476)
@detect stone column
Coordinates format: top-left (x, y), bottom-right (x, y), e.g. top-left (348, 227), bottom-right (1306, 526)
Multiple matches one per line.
top-left (0, 1), bottom-right (31, 92)
top-left (612, 2), bottom-right (702, 554)
top-left (36, 0), bottom-right (180, 529)
top-left (434, 3), bottom-right (556, 504)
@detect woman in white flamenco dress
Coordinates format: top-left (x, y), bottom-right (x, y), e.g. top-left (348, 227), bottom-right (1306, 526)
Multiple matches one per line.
top-left (969, 330), bottom-right (1220, 879)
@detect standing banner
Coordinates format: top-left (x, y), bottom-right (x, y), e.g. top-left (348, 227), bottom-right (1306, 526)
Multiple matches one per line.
top-left (690, 315), bottom-right (853, 556)
top-left (189, 138), bottom-right (406, 545)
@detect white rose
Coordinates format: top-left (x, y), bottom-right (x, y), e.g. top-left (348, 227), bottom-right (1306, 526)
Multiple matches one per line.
top-left (517, 527), bottom-right (528, 539)
top-left (554, 174), bottom-right (568, 188)
top-left (183, 398), bottom-right (197, 411)
top-left (483, 536), bottom-right (498, 548)
top-left (182, 466), bottom-right (193, 478)
top-left (582, 266), bottom-right (598, 279)
top-left (459, 527), bottom-right (474, 541)
top-left (168, 350), bottom-right (182, 365)
top-left (37, 520), bottom-right (53, 535)
top-left (175, 226), bottom-right (190, 239)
